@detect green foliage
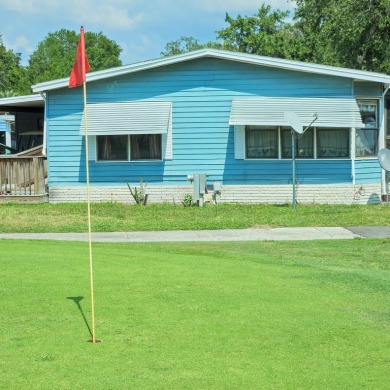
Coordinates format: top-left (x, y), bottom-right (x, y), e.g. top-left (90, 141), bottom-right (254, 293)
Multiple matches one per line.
top-left (0, 29), bottom-right (122, 95)
top-left (162, 1), bottom-right (390, 74)
top-left (127, 178), bottom-right (148, 205)
top-left (160, 36), bottom-right (227, 56)
top-left (182, 193), bottom-right (193, 207)
top-left (216, 5), bottom-right (297, 59)
top-left (84, 31), bottom-right (123, 71)
top-left (1, 239), bottom-right (390, 388)
top-left (0, 203), bottom-right (390, 233)
top-left (0, 90), bottom-right (16, 98)
top-left (161, 36), bottom-right (204, 56)
top-left (0, 35), bottom-right (30, 95)
top-left (161, 6), bottom-right (296, 59)
top-left (294, 0), bottom-right (390, 73)
top-left (28, 29), bottom-right (122, 85)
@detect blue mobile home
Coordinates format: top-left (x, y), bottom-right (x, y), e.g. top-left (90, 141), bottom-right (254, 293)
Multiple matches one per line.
top-left (32, 49), bottom-right (390, 204)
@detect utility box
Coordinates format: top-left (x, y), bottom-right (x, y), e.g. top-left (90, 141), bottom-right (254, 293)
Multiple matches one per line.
top-left (187, 173), bottom-right (207, 206)
top-left (213, 181), bottom-right (222, 204)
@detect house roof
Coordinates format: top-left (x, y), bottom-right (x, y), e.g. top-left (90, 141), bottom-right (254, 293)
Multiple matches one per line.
top-left (32, 49), bottom-right (390, 93)
top-left (0, 94), bottom-right (44, 108)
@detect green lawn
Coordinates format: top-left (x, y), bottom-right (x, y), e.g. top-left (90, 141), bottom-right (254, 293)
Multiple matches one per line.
top-left (1, 202), bottom-right (390, 232)
top-left (1, 238), bottom-right (390, 389)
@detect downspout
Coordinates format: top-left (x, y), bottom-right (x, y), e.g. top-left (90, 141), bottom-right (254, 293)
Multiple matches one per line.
top-left (39, 92), bottom-right (47, 157)
top-left (381, 84), bottom-right (390, 147)
top-left (351, 127), bottom-right (356, 184)
top-left (351, 81), bottom-right (356, 184)
top-left (380, 84), bottom-right (390, 194)
top-left (383, 84), bottom-right (390, 99)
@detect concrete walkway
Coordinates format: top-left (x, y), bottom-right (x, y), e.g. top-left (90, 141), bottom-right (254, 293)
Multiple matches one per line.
top-left (1, 226), bottom-right (390, 242)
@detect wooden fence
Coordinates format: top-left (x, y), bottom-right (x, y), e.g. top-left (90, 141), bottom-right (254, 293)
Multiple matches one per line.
top-left (0, 156), bottom-right (47, 197)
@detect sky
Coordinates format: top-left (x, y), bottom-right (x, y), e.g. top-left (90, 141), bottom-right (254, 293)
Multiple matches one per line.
top-left (0, 0), bottom-right (296, 66)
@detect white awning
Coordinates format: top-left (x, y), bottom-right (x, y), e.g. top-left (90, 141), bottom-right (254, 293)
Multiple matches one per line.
top-left (229, 97), bottom-right (364, 128)
top-left (80, 100), bottom-right (172, 136)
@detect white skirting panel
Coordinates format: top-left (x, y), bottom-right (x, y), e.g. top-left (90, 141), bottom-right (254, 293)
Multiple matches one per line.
top-left (49, 183), bottom-right (383, 205)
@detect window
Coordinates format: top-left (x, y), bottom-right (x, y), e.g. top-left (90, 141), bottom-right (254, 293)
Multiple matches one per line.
top-left (97, 134), bottom-right (162, 161)
top-left (282, 128), bottom-right (313, 158)
top-left (386, 99), bottom-right (390, 137)
top-left (317, 128), bottom-right (350, 158)
top-left (241, 126), bottom-right (350, 159)
top-left (246, 126), bottom-right (277, 158)
top-left (130, 134), bottom-right (162, 161)
top-left (97, 135), bottom-right (128, 161)
top-left (356, 100), bottom-right (378, 157)
top-left (386, 99), bottom-right (390, 148)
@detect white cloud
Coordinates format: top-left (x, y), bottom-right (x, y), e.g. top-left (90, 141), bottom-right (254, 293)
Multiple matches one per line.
top-left (68, 3), bottom-right (144, 30)
top-left (194, 0), bottom-right (295, 13)
top-left (0, 0), bottom-right (296, 37)
top-left (14, 35), bottom-right (32, 52)
top-left (3, 35), bottom-right (32, 54)
top-left (122, 34), bottom-right (157, 64)
top-left (0, 0), bottom-right (298, 66)
top-left (0, 0), bottom-right (143, 30)
top-left (0, 0), bottom-right (40, 13)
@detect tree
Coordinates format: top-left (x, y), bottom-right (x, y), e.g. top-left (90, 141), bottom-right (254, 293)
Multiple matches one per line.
top-left (161, 5), bottom-right (301, 60)
top-left (294, 0), bottom-right (390, 73)
top-left (161, 36), bottom-right (204, 56)
top-left (161, 36), bottom-right (226, 57)
top-left (161, 1), bottom-right (390, 75)
top-left (0, 35), bottom-right (30, 96)
top-left (216, 5), bottom-right (299, 59)
top-left (28, 29), bottom-right (123, 85)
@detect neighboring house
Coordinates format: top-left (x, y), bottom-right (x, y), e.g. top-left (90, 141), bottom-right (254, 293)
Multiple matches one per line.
top-left (0, 95), bottom-right (46, 202)
top-left (31, 49), bottom-right (390, 204)
top-left (0, 95), bottom-right (45, 153)
top-left (0, 118), bottom-right (8, 152)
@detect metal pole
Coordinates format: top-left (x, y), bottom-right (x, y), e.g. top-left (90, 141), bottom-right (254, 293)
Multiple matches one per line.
top-left (292, 130), bottom-right (297, 209)
top-left (83, 81), bottom-right (97, 343)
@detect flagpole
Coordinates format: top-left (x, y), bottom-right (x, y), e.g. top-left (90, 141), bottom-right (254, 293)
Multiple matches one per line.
top-left (82, 80), bottom-right (96, 343)
top-left (76, 26), bottom-right (97, 343)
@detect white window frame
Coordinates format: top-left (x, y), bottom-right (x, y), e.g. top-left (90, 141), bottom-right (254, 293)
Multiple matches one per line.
top-left (94, 134), bottom-right (164, 163)
top-left (355, 99), bottom-right (379, 159)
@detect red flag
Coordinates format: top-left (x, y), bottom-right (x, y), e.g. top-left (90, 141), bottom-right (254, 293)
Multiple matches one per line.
top-left (69, 27), bottom-right (91, 88)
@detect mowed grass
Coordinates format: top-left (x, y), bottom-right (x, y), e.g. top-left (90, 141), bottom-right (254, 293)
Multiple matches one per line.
top-left (1, 202), bottom-right (390, 232)
top-left (1, 239), bottom-right (390, 389)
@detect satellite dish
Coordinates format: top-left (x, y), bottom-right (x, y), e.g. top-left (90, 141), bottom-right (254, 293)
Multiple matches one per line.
top-left (378, 148), bottom-right (390, 171)
top-left (284, 111), bottom-right (303, 134)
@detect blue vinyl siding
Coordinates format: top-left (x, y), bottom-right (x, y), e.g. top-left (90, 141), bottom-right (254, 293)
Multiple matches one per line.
top-left (354, 159), bottom-right (382, 184)
top-left (46, 58), bottom-right (359, 186)
top-left (222, 159), bottom-right (352, 184)
top-left (354, 81), bottom-right (383, 98)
